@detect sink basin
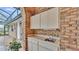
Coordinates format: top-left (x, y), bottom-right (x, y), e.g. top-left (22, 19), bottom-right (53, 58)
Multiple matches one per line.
top-left (44, 38), bottom-right (56, 42)
top-left (34, 34), bottom-right (60, 42)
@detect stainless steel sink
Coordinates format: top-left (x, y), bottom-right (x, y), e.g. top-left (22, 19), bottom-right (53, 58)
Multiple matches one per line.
top-left (44, 38), bottom-right (56, 42)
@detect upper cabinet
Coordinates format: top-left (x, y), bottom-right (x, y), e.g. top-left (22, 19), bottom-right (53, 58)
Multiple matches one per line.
top-left (47, 8), bottom-right (59, 29)
top-left (31, 14), bottom-right (41, 29)
top-left (31, 8), bottom-right (59, 29)
top-left (40, 11), bottom-right (48, 29)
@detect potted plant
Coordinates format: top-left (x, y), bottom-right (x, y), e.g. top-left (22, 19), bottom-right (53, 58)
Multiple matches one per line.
top-left (9, 39), bottom-right (22, 51)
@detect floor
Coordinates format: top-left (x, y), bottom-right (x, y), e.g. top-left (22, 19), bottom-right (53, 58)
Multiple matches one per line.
top-left (0, 36), bottom-right (24, 51)
top-left (0, 36), bottom-right (8, 51)
top-left (0, 36), bottom-right (14, 51)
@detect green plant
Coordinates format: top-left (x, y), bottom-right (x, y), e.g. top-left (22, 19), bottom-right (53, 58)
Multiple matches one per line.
top-left (9, 39), bottom-right (22, 51)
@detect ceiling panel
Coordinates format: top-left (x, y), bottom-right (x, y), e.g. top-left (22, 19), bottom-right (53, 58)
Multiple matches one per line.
top-left (0, 7), bottom-right (21, 25)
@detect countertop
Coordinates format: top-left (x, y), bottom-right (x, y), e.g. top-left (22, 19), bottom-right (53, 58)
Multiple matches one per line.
top-left (28, 34), bottom-right (60, 46)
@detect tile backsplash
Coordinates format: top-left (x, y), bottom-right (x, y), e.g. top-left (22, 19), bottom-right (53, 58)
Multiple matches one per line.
top-left (34, 29), bottom-right (60, 37)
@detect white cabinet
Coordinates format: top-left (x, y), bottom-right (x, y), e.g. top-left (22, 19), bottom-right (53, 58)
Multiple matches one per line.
top-left (28, 37), bottom-right (38, 51)
top-left (28, 39), bottom-right (33, 51)
top-left (40, 11), bottom-right (48, 29)
top-left (31, 8), bottom-right (59, 29)
top-left (28, 37), bottom-right (59, 51)
top-left (40, 8), bottom-right (59, 29)
top-left (47, 8), bottom-right (59, 29)
top-left (32, 43), bottom-right (38, 51)
top-left (39, 45), bottom-right (50, 51)
top-left (31, 14), bottom-right (41, 29)
top-left (39, 40), bottom-right (59, 51)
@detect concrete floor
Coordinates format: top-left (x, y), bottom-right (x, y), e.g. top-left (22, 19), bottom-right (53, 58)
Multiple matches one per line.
top-left (0, 36), bottom-right (24, 51)
top-left (0, 36), bottom-right (8, 51)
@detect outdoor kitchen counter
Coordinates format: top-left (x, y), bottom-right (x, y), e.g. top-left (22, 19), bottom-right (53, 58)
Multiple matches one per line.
top-left (28, 34), bottom-right (60, 46)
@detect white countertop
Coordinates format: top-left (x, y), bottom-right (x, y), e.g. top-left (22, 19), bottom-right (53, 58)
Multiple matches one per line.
top-left (28, 34), bottom-right (60, 46)
top-left (33, 34), bottom-right (60, 40)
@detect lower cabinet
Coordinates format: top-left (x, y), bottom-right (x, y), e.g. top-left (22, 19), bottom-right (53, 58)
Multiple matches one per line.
top-left (32, 43), bottom-right (38, 51)
top-left (28, 37), bottom-right (59, 51)
top-left (39, 45), bottom-right (51, 51)
top-left (28, 39), bottom-right (33, 51)
top-left (28, 38), bottom-right (38, 51)
top-left (39, 40), bottom-right (59, 51)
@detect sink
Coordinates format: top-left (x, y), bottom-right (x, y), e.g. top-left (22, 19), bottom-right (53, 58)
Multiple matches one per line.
top-left (34, 34), bottom-right (60, 42)
top-left (44, 38), bottom-right (56, 42)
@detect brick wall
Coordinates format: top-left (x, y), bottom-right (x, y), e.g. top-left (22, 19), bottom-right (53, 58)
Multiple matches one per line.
top-left (60, 7), bottom-right (79, 50)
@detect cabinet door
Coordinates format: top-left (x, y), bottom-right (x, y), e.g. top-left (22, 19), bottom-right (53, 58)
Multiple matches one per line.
top-left (31, 14), bottom-right (41, 29)
top-left (32, 43), bottom-right (38, 51)
top-left (47, 8), bottom-right (59, 29)
top-left (28, 37), bottom-right (39, 51)
top-left (28, 40), bottom-right (33, 51)
top-left (40, 11), bottom-right (48, 29)
top-left (39, 45), bottom-right (50, 51)
top-left (39, 40), bottom-right (59, 51)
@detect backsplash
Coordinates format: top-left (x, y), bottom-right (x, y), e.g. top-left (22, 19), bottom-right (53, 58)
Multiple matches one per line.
top-left (34, 29), bottom-right (60, 37)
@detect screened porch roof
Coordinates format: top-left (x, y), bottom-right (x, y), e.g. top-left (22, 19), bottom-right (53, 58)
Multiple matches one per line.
top-left (0, 7), bottom-right (21, 25)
